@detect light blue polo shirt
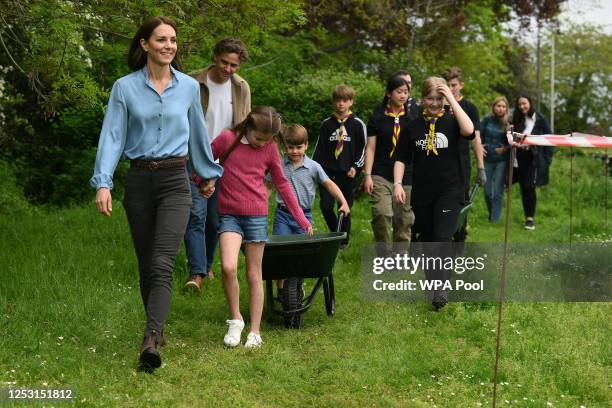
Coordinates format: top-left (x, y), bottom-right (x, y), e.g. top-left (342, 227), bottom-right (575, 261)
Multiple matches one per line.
top-left (274, 155), bottom-right (329, 210)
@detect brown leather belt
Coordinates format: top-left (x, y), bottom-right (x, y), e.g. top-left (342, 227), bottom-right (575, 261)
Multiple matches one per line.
top-left (131, 156), bottom-right (187, 171)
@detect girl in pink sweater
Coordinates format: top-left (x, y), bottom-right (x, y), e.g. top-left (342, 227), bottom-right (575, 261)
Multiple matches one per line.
top-left (203, 106), bottom-right (313, 348)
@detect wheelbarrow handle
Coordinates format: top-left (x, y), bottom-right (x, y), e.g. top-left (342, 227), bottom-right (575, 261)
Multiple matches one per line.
top-left (337, 210), bottom-right (345, 233)
top-left (468, 181), bottom-right (480, 203)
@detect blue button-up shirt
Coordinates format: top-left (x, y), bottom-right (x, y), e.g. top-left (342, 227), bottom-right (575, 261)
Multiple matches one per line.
top-left (90, 66), bottom-right (222, 189)
top-left (273, 155), bottom-right (329, 210)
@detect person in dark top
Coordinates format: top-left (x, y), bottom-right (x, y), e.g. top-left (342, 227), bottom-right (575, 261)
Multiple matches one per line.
top-left (373, 70), bottom-right (422, 120)
top-left (313, 85), bottom-right (366, 247)
top-left (481, 96), bottom-right (510, 223)
top-left (393, 76), bottom-right (474, 311)
top-left (363, 76), bottom-right (415, 251)
top-left (442, 67), bottom-right (485, 248)
top-left (511, 94), bottom-right (555, 230)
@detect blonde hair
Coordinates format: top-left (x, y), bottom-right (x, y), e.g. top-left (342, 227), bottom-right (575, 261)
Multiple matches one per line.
top-left (420, 76), bottom-right (447, 98)
top-left (281, 124), bottom-right (308, 146)
top-left (233, 106), bottom-right (282, 141)
top-left (332, 85), bottom-right (355, 101)
top-left (491, 96), bottom-right (509, 129)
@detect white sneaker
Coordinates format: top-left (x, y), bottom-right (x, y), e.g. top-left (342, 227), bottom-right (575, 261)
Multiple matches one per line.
top-left (223, 319), bottom-right (244, 347)
top-left (244, 332), bottom-right (263, 349)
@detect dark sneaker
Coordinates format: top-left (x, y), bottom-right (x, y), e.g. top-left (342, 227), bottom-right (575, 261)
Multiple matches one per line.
top-left (432, 290), bottom-right (449, 311)
top-left (524, 220), bottom-right (535, 230)
top-left (432, 296), bottom-right (448, 311)
top-left (184, 274), bottom-right (203, 291)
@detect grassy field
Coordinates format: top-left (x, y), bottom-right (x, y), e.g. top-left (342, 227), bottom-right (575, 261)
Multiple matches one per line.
top-left (0, 151), bottom-right (610, 407)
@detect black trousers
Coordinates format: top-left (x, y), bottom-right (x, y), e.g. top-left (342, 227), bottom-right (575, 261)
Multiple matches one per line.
top-left (516, 149), bottom-right (537, 218)
top-left (123, 165), bottom-right (192, 339)
top-left (319, 170), bottom-right (356, 243)
top-left (413, 190), bottom-right (462, 295)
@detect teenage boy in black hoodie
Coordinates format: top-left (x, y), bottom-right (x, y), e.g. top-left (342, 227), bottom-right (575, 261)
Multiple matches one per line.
top-left (442, 67), bottom-right (486, 254)
top-left (313, 85), bottom-right (367, 247)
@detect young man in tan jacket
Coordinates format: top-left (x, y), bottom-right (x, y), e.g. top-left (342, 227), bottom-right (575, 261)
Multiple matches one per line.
top-left (184, 38), bottom-right (251, 290)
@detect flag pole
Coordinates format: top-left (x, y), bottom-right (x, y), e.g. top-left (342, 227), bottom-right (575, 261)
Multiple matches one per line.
top-left (492, 128), bottom-right (515, 407)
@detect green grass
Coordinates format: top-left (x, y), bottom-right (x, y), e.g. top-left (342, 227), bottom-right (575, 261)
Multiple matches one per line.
top-left (0, 152), bottom-right (610, 407)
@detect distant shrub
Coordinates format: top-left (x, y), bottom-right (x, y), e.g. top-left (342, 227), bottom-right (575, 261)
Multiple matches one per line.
top-left (0, 160), bottom-right (30, 214)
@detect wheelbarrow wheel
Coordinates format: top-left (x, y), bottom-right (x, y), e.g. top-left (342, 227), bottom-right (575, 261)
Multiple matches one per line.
top-left (323, 276), bottom-right (335, 316)
top-left (282, 277), bottom-right (304, 329)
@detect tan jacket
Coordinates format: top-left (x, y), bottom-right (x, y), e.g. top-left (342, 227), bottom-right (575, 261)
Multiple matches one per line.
top-left (189, 65), bottom-right (251, 126)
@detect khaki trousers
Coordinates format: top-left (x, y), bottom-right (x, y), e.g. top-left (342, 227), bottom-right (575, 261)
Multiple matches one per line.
top-left (370, 175), bottom-right (414, 243)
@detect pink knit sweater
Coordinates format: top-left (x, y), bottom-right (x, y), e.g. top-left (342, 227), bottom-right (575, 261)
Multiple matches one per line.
top-left (211, 129), bottom-right (311, 231)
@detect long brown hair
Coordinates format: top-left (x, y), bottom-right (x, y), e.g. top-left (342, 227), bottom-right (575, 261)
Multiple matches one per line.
top-left (233, 106), bottom-right (282, 141)
top-left (511, 94), bottom-right (535, 133)
top-left (127, 16), bottom-right (182, 71)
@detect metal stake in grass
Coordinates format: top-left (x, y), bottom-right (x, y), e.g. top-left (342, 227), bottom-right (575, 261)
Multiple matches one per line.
top-left (492, 129), bottom-right (516, 407)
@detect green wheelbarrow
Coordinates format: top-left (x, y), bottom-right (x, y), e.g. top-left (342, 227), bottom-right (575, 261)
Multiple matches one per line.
top-left (262, 213), bottom-right (346, 328)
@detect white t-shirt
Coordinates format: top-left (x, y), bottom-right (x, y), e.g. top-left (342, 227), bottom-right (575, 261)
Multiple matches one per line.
top-left (205, 72), bottom-right (233, 141)
top-left (524, 112), bottom-right (536, 135)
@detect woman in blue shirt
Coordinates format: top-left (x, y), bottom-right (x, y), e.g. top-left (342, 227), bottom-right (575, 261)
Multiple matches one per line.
top-left (481, 96), bottom-right (510, 223)
top-left (90, 16), bottom-right (222, 372)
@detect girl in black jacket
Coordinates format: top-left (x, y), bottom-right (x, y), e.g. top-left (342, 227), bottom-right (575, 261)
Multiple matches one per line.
top-left (512, 95), bottom-right (555, 230)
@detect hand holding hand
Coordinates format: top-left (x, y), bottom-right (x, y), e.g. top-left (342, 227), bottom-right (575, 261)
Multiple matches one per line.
top-left (199, 179), bottom-right (216, 198)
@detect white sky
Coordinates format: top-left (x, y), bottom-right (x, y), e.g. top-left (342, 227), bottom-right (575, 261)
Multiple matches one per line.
top-left (560, 0), bottom-right (612, 33)
top-left (505, 0), bottom-right (612, 45)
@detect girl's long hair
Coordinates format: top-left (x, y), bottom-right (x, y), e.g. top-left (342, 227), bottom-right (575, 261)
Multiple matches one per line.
top-left (381, 75), bottom-right (411, 106)
top-left (491, 96), bottom-right (510, 130)
top-left (127, 16), bottom-right (182, 71)
top-left (511, 94), bottom-right (535, 133)
top-left (233, 106), bottom-right (282, 141)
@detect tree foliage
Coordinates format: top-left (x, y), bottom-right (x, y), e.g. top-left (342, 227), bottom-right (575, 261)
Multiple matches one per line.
top-left (0, 0), bottom-right (592, 207)
top-left (0, 0), bottom-right (304, 204)
top-left (540, 25), bottom-right (612, 135)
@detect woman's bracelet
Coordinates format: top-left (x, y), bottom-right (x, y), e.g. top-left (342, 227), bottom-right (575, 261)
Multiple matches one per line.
top-left (363, 172), bottom-right (371, 176)
top-left (394, 182), bottom-right (402, 186)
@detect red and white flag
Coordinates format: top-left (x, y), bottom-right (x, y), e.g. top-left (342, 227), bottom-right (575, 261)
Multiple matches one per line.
top-left (509, 132), bottom-right (612, 148)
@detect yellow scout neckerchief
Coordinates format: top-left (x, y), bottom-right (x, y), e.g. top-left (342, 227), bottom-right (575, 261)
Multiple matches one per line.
top-left (334, 112), bottom-right (352, 159)
top-left (385, 105), bottom-right (405, 157)
top-left (423, 110), bottom-right (444, 156)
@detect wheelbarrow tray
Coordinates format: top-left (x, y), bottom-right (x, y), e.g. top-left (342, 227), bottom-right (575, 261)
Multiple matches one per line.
top-left (262, 232), bottom-right (346, 280)
top-left (262, 231), bottom-right (346, 323)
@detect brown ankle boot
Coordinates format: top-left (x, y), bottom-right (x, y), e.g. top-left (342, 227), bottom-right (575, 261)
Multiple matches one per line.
top-left (139, 331), bottom-right (161, 372)
top-left (159, 330), bottom-right (166, 347)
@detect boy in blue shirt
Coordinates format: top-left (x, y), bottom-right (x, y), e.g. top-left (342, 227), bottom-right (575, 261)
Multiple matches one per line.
top-left (267, 124), bottom-right (349, 323)
top-left (270, 124), bottom-right (349, 234)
